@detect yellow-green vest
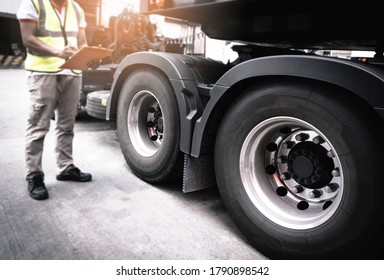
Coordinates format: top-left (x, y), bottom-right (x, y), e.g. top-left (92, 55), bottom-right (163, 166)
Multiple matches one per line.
top-left (25, 0), bottom-right (81, 73)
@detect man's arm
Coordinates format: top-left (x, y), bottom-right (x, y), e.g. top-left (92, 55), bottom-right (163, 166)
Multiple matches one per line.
top-left (77, 28), bottom-right (88, 50)
top-left (19, 20), bottom-right (77, 59)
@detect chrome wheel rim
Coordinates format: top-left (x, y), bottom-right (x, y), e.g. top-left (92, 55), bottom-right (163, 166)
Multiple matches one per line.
top-left (127, 90), bottom-right (163, 157)
top-left (240, 116), bottom-right (343, 230)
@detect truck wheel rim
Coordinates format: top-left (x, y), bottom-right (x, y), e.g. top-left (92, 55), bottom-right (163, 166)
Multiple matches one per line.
top-left (128, 90), bottom-right (163, 157)
top-left (240, 116), bottom-right (344, 230)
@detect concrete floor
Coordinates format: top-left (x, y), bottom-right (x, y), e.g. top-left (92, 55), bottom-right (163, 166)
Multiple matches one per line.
top-left (0, 69), bottom-right (266, 260)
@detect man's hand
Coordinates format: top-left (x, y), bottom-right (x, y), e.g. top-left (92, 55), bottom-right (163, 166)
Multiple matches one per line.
top-left (58, 44), bottom-right (78, 60)
top-left (87, 59), bottom-right (101, 70)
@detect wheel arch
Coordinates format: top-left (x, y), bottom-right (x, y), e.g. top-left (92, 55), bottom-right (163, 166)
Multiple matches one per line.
top-left (191, 55), bottom-right (384, 157)
top-left (106, 51), bottom-right (228, 153)
top-left (106, 52), bottom-right (190, 121)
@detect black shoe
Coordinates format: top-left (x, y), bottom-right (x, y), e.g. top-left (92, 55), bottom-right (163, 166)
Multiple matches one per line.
top-left (28, 174), bottom-right (49, 200)
top-left (56, 165), bottom-right (92, 182)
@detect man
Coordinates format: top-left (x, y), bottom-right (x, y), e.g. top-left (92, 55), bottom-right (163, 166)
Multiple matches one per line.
top-left (17, 0), bottom-right (92, 200)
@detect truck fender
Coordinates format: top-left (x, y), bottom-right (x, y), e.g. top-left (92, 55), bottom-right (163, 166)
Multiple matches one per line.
top-left (190, 55), bottom-right (384, 157)
top-left (106, 51), bottom-right (228, 153)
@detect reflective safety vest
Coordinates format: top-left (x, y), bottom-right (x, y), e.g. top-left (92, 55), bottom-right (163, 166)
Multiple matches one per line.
top-left (25, 0), bottom-right (81, 73)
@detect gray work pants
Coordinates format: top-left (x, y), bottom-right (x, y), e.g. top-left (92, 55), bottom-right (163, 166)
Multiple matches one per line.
top-left (25, 74), bottom-right (81, 180)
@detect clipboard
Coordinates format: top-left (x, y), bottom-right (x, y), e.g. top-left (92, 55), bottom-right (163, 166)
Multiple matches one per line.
top-left (60, 46), bottom-right (113, 71)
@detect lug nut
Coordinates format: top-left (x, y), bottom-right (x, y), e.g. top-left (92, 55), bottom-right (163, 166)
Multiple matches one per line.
top-left (280, 172), bottom-right (291, 180)
top-left (327, 150), bottom-right (335, 158)
top-left (313, 136), bottom-right (325, 144)
top-left (148, 126), bottom-right (158, 141)
top-left (282, 141), bottom-right (294, 149)
top-left (148, 107), bottom-right (156, 113)
top-left (331, 168), bottom-right (340, 177)
top-left (309, 190), bottom-right (322, 199)
top-left (293, 185), bottom-right (304, 193)
top-left (325, 183), bottom-right (339, 193)
top-left (295, 133), bottom-right (309, 142)
top-left (276, 156), bottom-right (287, 164)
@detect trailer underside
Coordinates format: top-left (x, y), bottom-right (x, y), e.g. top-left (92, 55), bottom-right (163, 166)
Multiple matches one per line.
top-left (147, 0), bottom-right (384, 53)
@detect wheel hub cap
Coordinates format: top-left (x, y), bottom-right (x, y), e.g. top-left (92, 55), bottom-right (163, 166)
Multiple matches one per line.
top-left (287, 142), bottom-right (334, 189)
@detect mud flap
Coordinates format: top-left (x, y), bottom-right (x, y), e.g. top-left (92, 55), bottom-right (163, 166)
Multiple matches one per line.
top-left (182, 154), bottom-right (217, 193)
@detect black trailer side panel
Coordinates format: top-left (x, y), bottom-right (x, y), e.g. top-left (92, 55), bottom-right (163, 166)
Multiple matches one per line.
top-left (143, 0), bottom-right (383, 52)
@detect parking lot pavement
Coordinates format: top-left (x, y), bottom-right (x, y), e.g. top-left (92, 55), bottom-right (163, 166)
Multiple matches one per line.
top-left (0, 69), bottom-right (266, 260)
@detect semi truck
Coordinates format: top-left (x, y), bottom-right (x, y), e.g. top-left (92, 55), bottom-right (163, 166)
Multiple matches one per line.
top-left (84, 0), bottom-right (384, 259)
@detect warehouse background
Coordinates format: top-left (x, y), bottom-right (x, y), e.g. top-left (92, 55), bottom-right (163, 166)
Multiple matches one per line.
top-left (0, 0), bottom-right (24, 68)
top-left (0, 0), bottom-right (237, 68)
top-left (0, 0), bottom-right (142, 69)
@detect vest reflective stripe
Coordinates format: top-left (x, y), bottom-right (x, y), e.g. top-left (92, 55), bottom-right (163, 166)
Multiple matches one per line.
top-left (25, 0), bottom-right (81, 73)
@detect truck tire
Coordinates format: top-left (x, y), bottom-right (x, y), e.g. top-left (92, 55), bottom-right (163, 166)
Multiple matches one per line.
top-left (117, 68), bottom-right (183, 183)
top-left (214, 79), bottom-right (384, 259)
top-left (86, 90), bottom-right (109, 120)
